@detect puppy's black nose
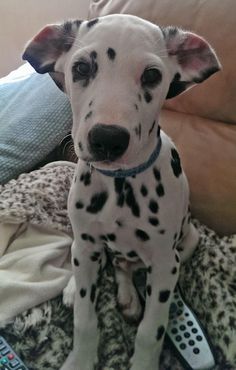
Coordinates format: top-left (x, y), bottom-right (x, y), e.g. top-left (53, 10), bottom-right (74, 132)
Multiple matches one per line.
top-left (88, 124), bottom-right (130, 161)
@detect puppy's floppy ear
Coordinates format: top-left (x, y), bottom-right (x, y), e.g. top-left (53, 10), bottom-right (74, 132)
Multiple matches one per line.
top-left (162, 27), bottom-right (221, 99)
top-left (22, 20), bottom-right (82, 91)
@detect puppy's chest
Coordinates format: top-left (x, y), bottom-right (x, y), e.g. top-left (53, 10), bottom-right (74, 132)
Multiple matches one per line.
top-left (69, 167), bottom-right (154, 227)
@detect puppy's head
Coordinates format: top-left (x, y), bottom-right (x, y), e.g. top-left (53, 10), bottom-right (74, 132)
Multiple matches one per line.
top-left (23, 14), bottom-right (221, 170)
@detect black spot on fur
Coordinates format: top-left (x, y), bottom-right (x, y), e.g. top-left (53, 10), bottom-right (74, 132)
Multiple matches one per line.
top-left (144, 91), bottom-right (152, 103)
top-left (80, 288), bottom-right (87, 298)
top-left (107, 233), bottom-right (116, 242)
top-left (127, 251), bottom-right (138, 258)
top-left (135, 229), bottom-right (150, 241)
top-left (114, 178), bottom-right (125, 207)
top-left (74, 258), bottom-right (79, 266)
top-left (149, 217), bottom-right (159, 226)
top-left (89, 100), bottom-right (93, 107)
top-left (134, 104), bottom-right (139, 111)
top-left (138, 93), bottom-right (142, 101)
top-left (78, 142), bottom-right (83, 151)
top-left (171, 148), bottom-right (182, 177)
top-left (149, 120), bottom-right (156, 136)
top-left (116, 219), bottom-right (123, 227)
top-left (149, 200), bottom-right (159, 214)
top-left (81, 233), bottom-right (95, 243)
top-left (157, 126), bottom-right (161, 137)
top-left (124, 181), bottom-right (140, 217)
top-left (87, 18), bottom-right (99, 28)
top-left (175, 253), bottom-right (180, 263)
top-left (166, 72), bottom-right (189, 99)
top-left (146, 285), bottom-right (152, 296)
top-left (75, 201), bottom-right (84, 209)
top-left (156, 184), bottom-right (165, 197)
top-left (159, 290), bottom-right (171, 303)
top-left (135, 123), bottom-right (141, 140)
top-left (159, 229), bottom-right (166, 234)
top-left (85, 111), bottom-right (93, 121)
top-left (171, 266), bottom-right (177, 274)
top-left (100, 235), bottom-right (108, 242)
top-left (80, 172), bottom-right (91, 186)
top-left (86, 191), bottom-right (108, 213)
top-left (147, 266), bottom-right (152, 274)
top-left (107, 47), bottom-right (116, 60)
top-left (114, 178), bottom-right (140, 217)
top-left (153, 167), bottom-right (161, 181)
top-left (156, 326), bottom-right (165, 340)
top-left (90, 284), bottom-right (96, 303)
top-left (91, 252), bottom-right (100, 262)
top-left (140, 184), bottom-right (148, 197)
top-left (90, 50), bottom-right (97, 59)
top-left (60, 20), bottom-right (83, 52)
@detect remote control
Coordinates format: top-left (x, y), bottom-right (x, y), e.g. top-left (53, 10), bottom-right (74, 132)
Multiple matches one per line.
top-left (133, 271), bottom-right (215, 370)
top-left (0, 336), bottom-right (29, 370)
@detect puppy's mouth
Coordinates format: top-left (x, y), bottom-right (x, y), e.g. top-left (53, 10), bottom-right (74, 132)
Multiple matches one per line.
top-left (80, 155), bottom-right (127, 171)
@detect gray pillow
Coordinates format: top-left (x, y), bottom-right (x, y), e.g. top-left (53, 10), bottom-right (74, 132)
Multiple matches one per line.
top-left (0, 64), bottom-right (72, 184)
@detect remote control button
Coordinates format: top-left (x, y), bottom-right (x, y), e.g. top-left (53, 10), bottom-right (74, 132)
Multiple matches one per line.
top-left (177, 300), bottom-right (183, 307)
top-left (9, 359), bottom-right (19, 368)
top-left (0, 359), bottom-right (7, 365)
top-left (196, 335), bottom-right (203, 341)
top-left (189, 340), bottom-right (195, 346)
top-left (180, 343), bottom-right (186, 350)
top-left (1, 350), bottom-right (9, 356)
top-left (175, 335), bottom-right (182, 342)
top-left (187, 320), bottom-right (193, 326)
top-left (177, 309), bottom-right (183, 316)
top-left (171, 328), bottom-right (178, 335)
top-left (184, 312), bottom-right (189, 317)
top-left (193, 347), bottom-right (200, 355)
top-left (7, 355), bottom-right (14, 361)
top-left (191, 328), bottom-right (198, 334)
top-left (184, 332), bottom-right (190, 338)
top-left (179, 325), bottom-right (186, 331)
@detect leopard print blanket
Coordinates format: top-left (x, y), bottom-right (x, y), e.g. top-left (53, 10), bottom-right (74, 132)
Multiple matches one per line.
top-left (0, 163), bottom-right (235, 370)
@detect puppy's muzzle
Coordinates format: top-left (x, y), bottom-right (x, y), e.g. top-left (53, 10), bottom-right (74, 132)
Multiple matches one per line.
top-left (88, 124), bottom-right (130, 161)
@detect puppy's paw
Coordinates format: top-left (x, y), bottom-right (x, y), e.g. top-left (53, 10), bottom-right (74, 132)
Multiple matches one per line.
top-left (63, 276), bottom-right (76, 307)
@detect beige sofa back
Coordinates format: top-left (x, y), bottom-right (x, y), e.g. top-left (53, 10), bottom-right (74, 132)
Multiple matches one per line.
top-left (0, 0), bottom-right (89, 77)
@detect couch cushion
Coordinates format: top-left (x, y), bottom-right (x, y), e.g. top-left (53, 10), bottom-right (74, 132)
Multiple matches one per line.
top-left (89, 0), bottom-right (236, 125)
top-left (160, 110), bottom-right (236, 235)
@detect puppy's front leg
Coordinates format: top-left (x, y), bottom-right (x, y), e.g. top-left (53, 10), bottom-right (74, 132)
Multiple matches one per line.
top-left (67, 240), bottom-right (102, 370)
top-left (130, 246), bottom-right (180, 370)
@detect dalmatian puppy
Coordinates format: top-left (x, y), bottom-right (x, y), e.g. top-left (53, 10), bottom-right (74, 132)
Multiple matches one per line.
top-left (23, 14), bottom-right (221, 370)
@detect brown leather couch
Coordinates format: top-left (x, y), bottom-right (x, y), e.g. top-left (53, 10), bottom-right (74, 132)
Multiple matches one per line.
top-left (89, 0), bottom-right (236, 235)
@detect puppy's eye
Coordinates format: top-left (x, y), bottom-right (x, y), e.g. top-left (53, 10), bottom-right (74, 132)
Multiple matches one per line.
top-left (141, 68), bottom-right (162, 87)
top-left (76, 61), bottom-right (91, 76)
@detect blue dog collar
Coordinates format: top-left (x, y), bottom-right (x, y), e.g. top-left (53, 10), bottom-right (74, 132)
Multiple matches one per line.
top-left (95, 137), bottom-right (162, 178)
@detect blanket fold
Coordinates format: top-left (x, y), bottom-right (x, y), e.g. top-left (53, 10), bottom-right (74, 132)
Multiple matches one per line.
top-left (0, 163), bottom-right (74, 324)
